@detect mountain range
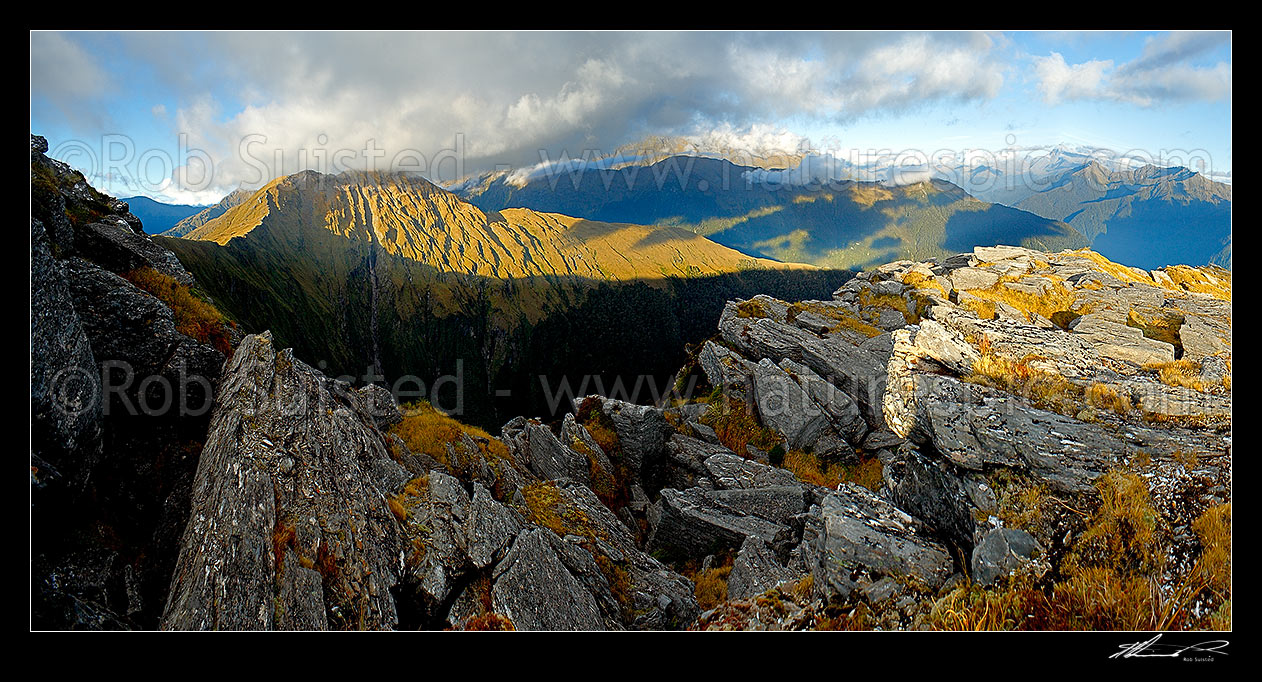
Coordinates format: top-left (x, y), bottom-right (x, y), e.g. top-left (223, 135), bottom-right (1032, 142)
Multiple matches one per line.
top-left (451, 155), bottom-right (1088, 270)
top-left (30, 131), bottom-right (1232, 632)
top-left (985, 161), bottom-right (1232, 270)
top-left (156, 168), bottom-right (843, 427)
top-left (116, 195), bottom-right (205, 234)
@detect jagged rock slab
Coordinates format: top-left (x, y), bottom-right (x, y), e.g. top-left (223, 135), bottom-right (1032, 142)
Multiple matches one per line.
top-left (971, 528), bottom-right (1047, 586)
top-left (490, 528), bottom-right (607, 630)
top-left (162, 333), bottom-right (407, 630)
top-left (803, 485), bottom-right (953, 602)
top-left (646, 487), bottom-right (797, 561)
top-left (727, 537), bottom-right (799, 601)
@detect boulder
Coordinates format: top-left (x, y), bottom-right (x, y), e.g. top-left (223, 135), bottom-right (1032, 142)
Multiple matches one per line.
top-left (971, 528), bottom-right (1047, 586)
top-left (804, 486), bottom-right (953, 602)
top-left (727, 537), bottom-right (799, 601)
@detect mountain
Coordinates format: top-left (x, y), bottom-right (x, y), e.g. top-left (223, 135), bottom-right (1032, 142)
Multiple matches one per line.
top-left (157, 169), bottom-right (846, 427)
top-left (160, 187), bottom-right (253, 237)
top-left (117, 195), bottom-right (206, 234)
top-left (1001, 161), bottom-right (1232, 270)
top-left (451, 155), bottom-right (1088, 270)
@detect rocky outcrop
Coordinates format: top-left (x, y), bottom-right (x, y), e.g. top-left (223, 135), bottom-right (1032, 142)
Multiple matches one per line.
top-left (30, 134), bottom-right (232, 630)
top-left (162, 333), bottom-right (407, 630)
top-left (802, 485), bottom-right (954, 602)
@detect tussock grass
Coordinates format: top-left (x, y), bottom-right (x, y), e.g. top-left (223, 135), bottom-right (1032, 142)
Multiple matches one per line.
top-left (123, 267), bottom-right (234, 353)
top-left (928, 470), bottom-right (1228, 631)
top-left (701, 393), bottom-right (783, 456)
top-left (1144, 358), bottom-right (1207, 392)
top-left (964, 337), bottom-right (1084, 415)
top-left (786, 301), bottom-right (884, 338)
top-left (390, 401), bottom-right (515, 481)
top-left (783, 450), bottom-right (883, 492)
top-left (1086, 382), bottom-right (1133, 415)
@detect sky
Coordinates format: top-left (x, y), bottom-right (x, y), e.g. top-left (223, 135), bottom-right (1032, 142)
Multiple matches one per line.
top-left (30, 30), bottom-right (1231, 205)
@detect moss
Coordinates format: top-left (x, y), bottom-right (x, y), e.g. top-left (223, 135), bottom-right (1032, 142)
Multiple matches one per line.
top-left (735, 299), bottom-right (769, 319)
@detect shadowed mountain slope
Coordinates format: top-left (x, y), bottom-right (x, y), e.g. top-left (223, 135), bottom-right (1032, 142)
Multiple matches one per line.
top-left (453, 155), bottom-right (1088, 269)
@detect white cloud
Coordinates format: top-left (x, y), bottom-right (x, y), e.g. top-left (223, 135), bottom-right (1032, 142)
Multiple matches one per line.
top-left (33, 31), bottom-right (1019, 199)
top-left (1032, 32), bottom-right (1231, 106)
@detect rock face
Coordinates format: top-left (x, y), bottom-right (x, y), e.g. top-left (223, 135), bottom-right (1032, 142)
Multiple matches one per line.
top-left (30, 134), bottom-right (231, 630)
top-left (162, 333), bottom-right (407, 630)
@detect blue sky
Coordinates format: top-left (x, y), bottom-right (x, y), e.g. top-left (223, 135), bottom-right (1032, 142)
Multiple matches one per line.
top-left (30, 30), bottom-right (1231, 204)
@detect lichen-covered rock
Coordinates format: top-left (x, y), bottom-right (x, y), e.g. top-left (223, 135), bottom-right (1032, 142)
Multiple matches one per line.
top-left (971, 528), bottom-right (1048, 586)
top-left (727, 536), bottom-right (799, 601)
top-left (31, 218), bottom-right (101, 490)
top-left (490, 528), bottom-right (607, 630)
top-left (804, 485), bottom-right (953, 602)
top-left (646, 487), bottom-right (797, 561)
top-left (162, 333), bottom-right (407, 630)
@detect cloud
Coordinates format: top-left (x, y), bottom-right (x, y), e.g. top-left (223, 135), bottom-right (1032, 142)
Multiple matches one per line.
top-left (1032, 31), bottom-right (1231, 106)
top-left (30, 32), bottom-right (112, 126)
top-left (32, 31), bottom-right (1014, 199)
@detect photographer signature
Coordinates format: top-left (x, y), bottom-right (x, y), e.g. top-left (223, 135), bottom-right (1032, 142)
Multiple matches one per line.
top-left (1111, 634), bottom-right (1229, 660)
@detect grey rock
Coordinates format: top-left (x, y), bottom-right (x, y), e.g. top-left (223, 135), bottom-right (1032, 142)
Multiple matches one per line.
top-left (1069, 314), bottom-right (1176, 366)
top-left (465, 483), bottom-right (525, 569)
top-left (950, 267), bottom-right (1000, 291)
top-left (503, 417), bottom-right (591, 485)
top-left (971, 528), bottom-right (1047, 586)
top-left (727, 537), bottom-right (798, 601)
top-left (646, 487), bottom-right (796, 561)
top-left (491, 528), bottom-right (607, 630)
top-left (804, 486), bottom-right (953, 602)
top-left (30, 219), bottom-right (102, 489)
top-left (162, 333), bottom-right (406, 630)
top-left (704, 453), bottom-right (800, 490)
top-left (359, 384), bottom-right (402, 429)
top-left (76, 220), bottom-right (195, 284)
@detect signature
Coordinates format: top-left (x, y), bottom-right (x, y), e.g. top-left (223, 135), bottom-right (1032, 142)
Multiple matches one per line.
top-left (1111, 634), bottom-right (1229, 660)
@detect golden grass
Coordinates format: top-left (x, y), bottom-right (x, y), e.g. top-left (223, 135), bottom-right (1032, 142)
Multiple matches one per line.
top-left (927, 470), bottom-right (1226, 631)
top-left (390, 401), bottom-right (515, 480)
top-left (901, 270), bottom-right (948, 297)
top-left (782, 450), bottom-right (883, 492)
top-left (1160, 265), bottom-right (1231, 301)
top-left (735, 299), bottom-right (770, 319)
top-left (519, 480), bottom-right (635, 614)
top-left (958, 274), bottom-right (1081, 322)
top-left (1144, 359), bottom-right (1207, 392)
top-left (701, 393), bottom-right (783, 457)
top-left (693, 565), bottom-right (733, 610)
top-left (859, 289), bottom-right (917, 324)
top-left (123, 267), bottom-right (234, 354)
top-left (1086, 382), bottom-right (1133, 415)
top-left (1127, 309), bottom-right (1184, 349)
top-left (964, 337), bottom-right (1084, 415)
top-left (786, 301), bottom-right (883, 338)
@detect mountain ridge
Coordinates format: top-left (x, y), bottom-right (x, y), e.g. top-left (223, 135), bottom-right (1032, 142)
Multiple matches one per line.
top-left (450, 154), bottom-right (1088, 270)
